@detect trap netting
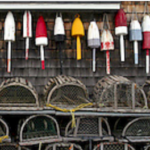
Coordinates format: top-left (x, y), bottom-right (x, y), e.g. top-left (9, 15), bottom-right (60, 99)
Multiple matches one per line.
top-left (0, 117), bottom-right (10, 142)
top-left (143, 80), bottom-right (150, 108)
top-left (0, 78), bottom-right (38, 108)
top-left (44, 75), bottom-right (90, 109)
top-left (45, 143), bottom-right (83, 150)
top-left (19, 115), bottom-right (61, 146)
top-left (0, 143), bottom-right (29, 150)
top-left (144, 144), bottom-right (150, 150)
top-left (93, 75), bottom-right (147, 110)
top-left (93, 142), bottom-right (135, 150)
top-left (65, 117), bottom-right (113, 142)
top-left (114, 117), bottom-right (150, 143)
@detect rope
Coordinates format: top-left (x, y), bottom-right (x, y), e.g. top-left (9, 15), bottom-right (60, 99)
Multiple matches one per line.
top-left (131, 6), bottom-right (138, 21)
top-left (0, 135), bottom-right (8, 143)
top-left (38, 142), bottom-right (42, 150)
top-left (46, 103), bottom-right (93, 127)
top-left (144, 2), bottom-right (149, 15)
top-left (102, 13), bottom-right (110, 30)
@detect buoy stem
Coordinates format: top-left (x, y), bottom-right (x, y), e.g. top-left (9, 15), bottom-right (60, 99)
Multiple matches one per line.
top-left (7, 41), bottom-right (11, 73)
top-left (146, 49), bottom-right (149, 74)
top-left (77, 36), bottom-right (81, 60)
top-left (120, 35), bottom-right (125, 62)
top-left (25, 37), bottom-right (29, 60)
top-left (40, 45), bottom-right (45, 70)
top-left (93, 48), bottom-right (96, 72)
top-left (106, 50), bottom-right (110, 74)
top-left (134, 41), bottom-right (138, 65)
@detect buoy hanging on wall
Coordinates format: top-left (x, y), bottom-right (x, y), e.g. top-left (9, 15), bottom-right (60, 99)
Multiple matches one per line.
top-left (23, 11), bottom-right (32, 60)
top-left (101, 14), bottom-right (114, 74)
top-left (4, 11), bottom-right (15, 73)
top-left (115, 9), bottom-right (127, 62)
top-left (87, 20), bottom-right (100, 72)
top-left (35, 16), bottom-right (48, 70)
top-left (72, 14), bottom-right (85, 60)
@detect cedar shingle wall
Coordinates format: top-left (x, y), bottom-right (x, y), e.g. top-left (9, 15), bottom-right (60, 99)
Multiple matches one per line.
top-left (0, 2), bottom-right (149, 96)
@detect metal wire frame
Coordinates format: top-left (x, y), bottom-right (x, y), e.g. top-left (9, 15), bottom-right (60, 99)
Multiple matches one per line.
top-left (19, 115), bottom-right (61, 146)
top-left (0, 78), bottom-right (39, 109)
top-left (0, 117), bottom-right (11, 142)
top-left (93, 142), bottom-right (135, 150)
top-left (64, 116), bottom-right (113, 142)
top-left (114, 117), bottom-right (150, 143)
top-left (44, 75), bottom-right (90, 109)
top-left (44, 142), bottom-right (83, 150)
top-left (0, 143), bottom-right (30, 150)
top-left (93, 75), bottom-right (148, 111)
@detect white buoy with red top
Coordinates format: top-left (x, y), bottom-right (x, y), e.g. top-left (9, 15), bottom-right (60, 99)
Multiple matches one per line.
top-left (115, 9), bottom-right (127, 62)
top-left (142, 15), bottom-right (150, 74)
top-left (35, 16), bottom-right (48, 70)
top-left (101, 14), bottom-right (114, 74)
top-left (4, 11), bottom-right (15, 73)
top-left (87, 20), bottom-right (100, 72)
top-left (23, 11), bottom-right (32, 60)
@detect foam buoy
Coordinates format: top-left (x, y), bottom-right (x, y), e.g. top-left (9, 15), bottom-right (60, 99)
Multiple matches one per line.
top-left (35, 16), bottom-right (48, 70)
top-left (4, 11), bottom-right (15, 73)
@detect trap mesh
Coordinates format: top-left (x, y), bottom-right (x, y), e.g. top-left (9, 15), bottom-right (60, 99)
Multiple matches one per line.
top-left (45, 143), bottom-right (83, 150)
top-left (65, 117), bottom-right (110, 137)
top-left (94, 143), bottom-right (135, 150)
top-left (44, 75), bottom-right (89, 109)
top-left (0, 78), bottom-right (38, 107)
top-left (144, 145), bottom-right (150, 150)
top-left (94, 75), bottom-right (147, 109)
top-left (20, 115), bottom-right (60, 142)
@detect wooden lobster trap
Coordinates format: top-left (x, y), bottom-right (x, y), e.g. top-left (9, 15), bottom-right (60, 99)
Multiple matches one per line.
top-left (0, 143), bottom-right (30, 150)
top-left (44, 75), bottom-right (90, 109)
top-left (113, 117), bottom-right (150, 143)
top-left (18, 115), bottom-right (61, 146)
top-left (0, 117), bottom-right (11, 142)
top-left (93, 75), bottom-right (147, 111)
top-left (64, 116), bottom-right (113, 142)
top-left (0, 78), bottom-right (39, 110)
top-left (44, 143), bottom-right (83, 150)
top-left (93, 142), bottom-right (135, 150)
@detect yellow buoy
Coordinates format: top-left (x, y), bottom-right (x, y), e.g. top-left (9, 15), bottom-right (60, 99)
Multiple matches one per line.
top-left (71, 14), bottom-right (85, 60)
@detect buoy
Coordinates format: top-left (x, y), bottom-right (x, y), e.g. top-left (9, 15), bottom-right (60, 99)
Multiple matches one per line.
top-left (35, 16), bottom-right (48, 70)
top-left (101, 14), bottom-right (114, 74)
top-left (4, 11), bottom-right (15, 73)
top-left (87, 20), bottom-right (100, 72)
top-left (71, 14), bottom-right (84, 60)
top-left (115, 9), bottom-right (127, 62)
top-left (142, 15), bottom-right (150, 74)
top-left (54, 13), bottom-right (65, 74)
top-left (23, 11), bottom-right (32, 60)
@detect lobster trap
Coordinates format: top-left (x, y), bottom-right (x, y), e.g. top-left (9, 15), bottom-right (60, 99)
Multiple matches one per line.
top-left (93, 142), bottom-right (135, 150)
top-left (0, 117), bottom-right (10, 142)
top-left (93, 75), bottom-right (147, 111)
top-left (113, 117), bottom-right (150, 142)
top-left (44, 75), bottom-right (90, 109)
top-left (45, 143), bottom-right (83, 150)
top-left (0, 78), bottom-right (39, 109)
top-left (19, 115), bottom-right (61, 146)
top-left (64, 116), bottom-right (113, 142)
top-left (0, 143), bottom-right (29, 150)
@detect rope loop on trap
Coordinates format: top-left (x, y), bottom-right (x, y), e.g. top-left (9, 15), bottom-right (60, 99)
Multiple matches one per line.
top-left (46, 103), bottom-right (93, 128)
top-left (0, 135), bottom-right (8, 143)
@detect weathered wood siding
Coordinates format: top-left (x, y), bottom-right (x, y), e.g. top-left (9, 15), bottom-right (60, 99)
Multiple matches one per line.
top-left (0, 2), bottom-right (149, 95)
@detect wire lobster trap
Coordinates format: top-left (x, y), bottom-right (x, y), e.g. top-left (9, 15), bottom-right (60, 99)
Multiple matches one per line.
top-left (45, 143), bottom-right (83, 150)
top-left (0, 143), bottom-right (30, 150)
top-left (93, 75), bottom-right (148, 111)
top-left (0, 78), bottom-right (39, 109)
top-left (0, 117), bottom-right (11, 142)
top-left (19, 115), bottom-right (61, 146)
top-left (113, 117), bottom-right (150, 143)
top-left (143, 80), bottom-right (150, 108)
top-left (93, 142), bottom-right (135, 150)
top-left (44, 75), bottom-right (90, 109)
top-left (64, 116), bottom-right (113, 142)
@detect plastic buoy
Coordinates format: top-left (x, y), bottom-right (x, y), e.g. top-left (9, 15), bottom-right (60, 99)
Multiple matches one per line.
top-left (72, 14), bottom-right (85, 60)
top-left (4, 11), bottom-right (15, 73)
top-left (87, 20), bottom-right (100, 72)
top-left (35, 16), bottom-right (48, 70)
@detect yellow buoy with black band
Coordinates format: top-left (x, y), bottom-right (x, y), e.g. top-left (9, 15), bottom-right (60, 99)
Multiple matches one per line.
top-left (71, 14), bottom-right (85, 60)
